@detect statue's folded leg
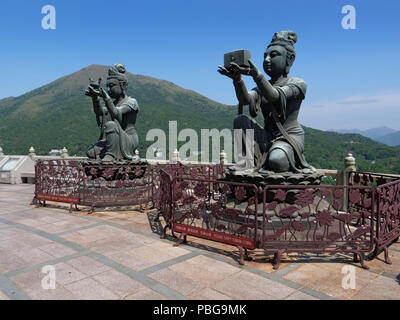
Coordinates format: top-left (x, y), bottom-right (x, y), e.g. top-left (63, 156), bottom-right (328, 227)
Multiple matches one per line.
top-left (233, 114), bottom-right (271, 168)
top-left (86, 140), bottom-right (106, 160)
top-left (268, 140), bottom-right (299, 173)
top-left (103, 121), bottom-right (123, 160)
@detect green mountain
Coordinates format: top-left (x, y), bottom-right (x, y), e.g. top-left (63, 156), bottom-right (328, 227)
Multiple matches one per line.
top-left (1, 64), bottom-right (399, 174)
top-left (0, 65), bottom-right (236, 157)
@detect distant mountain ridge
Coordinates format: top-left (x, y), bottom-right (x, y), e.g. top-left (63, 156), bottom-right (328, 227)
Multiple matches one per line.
top-left (327, 127), bottom-right (397, 140)
top-left (328, 127), bottom-right (400, 147)
top-left (1, 64), bottom-right (400, 174)
top-left (376, 131), bottom-right (400, 147)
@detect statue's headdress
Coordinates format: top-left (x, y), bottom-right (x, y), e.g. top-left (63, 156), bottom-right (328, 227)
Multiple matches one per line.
top-left (267, 30), bottom-right (297, 56)
top-left (107, 63), bottom-right (128, 87)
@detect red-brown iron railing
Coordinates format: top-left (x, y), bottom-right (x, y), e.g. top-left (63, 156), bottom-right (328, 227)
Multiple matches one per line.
top-left (34, 160), bottom-right (400, 269)
top-left (159, 167), bottom-right (400, 269)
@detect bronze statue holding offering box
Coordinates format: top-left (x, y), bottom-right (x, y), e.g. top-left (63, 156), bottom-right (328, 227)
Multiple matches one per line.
top-left (219, 30), bottom-right (315, 175)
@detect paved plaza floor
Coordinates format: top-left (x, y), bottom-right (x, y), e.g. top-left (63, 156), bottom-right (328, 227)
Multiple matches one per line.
top-left (0, 184), bottom-right (399, 300)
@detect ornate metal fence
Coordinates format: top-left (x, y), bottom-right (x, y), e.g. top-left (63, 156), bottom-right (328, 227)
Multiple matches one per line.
top-left (261, 184), bottom-right (374, 269)
top-left (158, 167), bottom-right (400, 269)
top-left (349, 171), bottom-right (400, 263)
top-left (165, 173), bottom-right (259, 265)
top-left (34, 160), bottom-right (82, 212)
top-left (35, 160), bottom-right (400, 269)
top-left (34, 160), bottom-right (154, 213)
top-left (373, 179), bottom-right (400, 263)
top-left (34, 160), bottom-right (227, 213)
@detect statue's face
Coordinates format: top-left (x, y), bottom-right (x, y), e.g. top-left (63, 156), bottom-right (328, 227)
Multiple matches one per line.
top-left (106, 78), bottom-right (122, 99)
top-left (263, 45), bottom-right (288, 77)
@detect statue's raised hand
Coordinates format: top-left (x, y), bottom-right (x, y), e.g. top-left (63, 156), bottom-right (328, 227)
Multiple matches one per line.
top-left (217, 65), bottom-right (241, 81)
top-left (85, 77), bottom-right (102, 97)
top-left (99, 87), bottom-right (111, 100)
top-left (85, 85), bottom-right (100, 97)
top-left (230, 60), bottom-right (261, 78)
top-left (247, 60), bottom-right (262, 78)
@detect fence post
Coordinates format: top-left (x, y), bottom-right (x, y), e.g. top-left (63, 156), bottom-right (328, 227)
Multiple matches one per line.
top-left (220, 150), bottom-right (227, 165)
top-left (342, 153), bottom-right (356, 211)
top-left (172, 149), bottom-right (180, 163)
top-left (61, 147), bottom-right (69, 158)
top-left (28, 146), bottom-right (36, 159)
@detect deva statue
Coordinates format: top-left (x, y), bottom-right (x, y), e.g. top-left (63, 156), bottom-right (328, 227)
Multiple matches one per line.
top-left (218, 30), bottom-right (314, 174)
top-left (85, 64), bottom-right (140, 161)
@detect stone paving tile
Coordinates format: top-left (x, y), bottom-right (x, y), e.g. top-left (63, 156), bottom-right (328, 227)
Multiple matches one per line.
top-left (107, 216), bottom-right (136, 226)
top-left (0, 253), bottom-right (30, 273)
top-left (123, 287), bottom-right (168, 300)
top-left (183, 255), bottom-right (242, 276)
top-left (244, 251), bottom-right (290, 274)
top-left (315, 260), bottom-right (381, 283)
top-left (284, 291), bottom-right (318, 300)
top-left (0, 205), bottom-right (28, 214)
top-left (84, 230), bottom-right (156, 249)
top-left (85, 239), bottom-right (126, 256)
top-left (391, 240), bottom-right (400, 249)
top-left (367, 250), bottom-right (400, 275)
top-left (166, 237), bottom-right (292, 274)
top-left (0, 238), bottom-right (33, 252)
top-left (107, 251), bottom-right (153, 271)
top-left (14, 218), bottom-right (50, 228)
top-left (93, 269), bottom-right (147, 298)
top-left (283, 262), bottom-right (380, 300)
top-left (0, 290), bottom-right (10, 300)
top-left (120, 232), bottom-right (156, 245)
top-left (148, 268), bottom-right (205, 297)
top-left (9, 268), bottom-right (77, 300)
top-left (189, 287), bottom-right (232, 300)
top-left (26, 286), bottom-right (77, 300)
top-left (168, 255), bottom-right (241, 288)
top-left (0, 227), bottom-right (29, 240)
top-left (50, 262), bottom-right (88, 286)
top-left (14, 247), bottom-right (54, 266)
top-left (15, 231), bottom-right (55, 247)
top-left (212, 276), bottom-right (275, 300)
top-left (33, 215), bottom-right (64, 224)
top-left (64, 278), bottom-right (119, 300)
top-left (83, 211), bottom-right (121, 220)
top-left (107, 237), bottom-right (147, 252)
top-left (124, 221), bottom-right (155, 233)
top-left (59, 232), bottom-right (92, 245)
top-left (129, 241), bottom-right (191, 265)
top-left (65, 256), bottom-right (112, 276)
top-left (32, 223), bottom-right (78, 234)
top-left (351, 275), bottom-right (400, 300)
top-left (2, 184), bottom-right (400, 300)
top-left (232, 269), bottom-right (297, 299)
top-left (37, 243), bottom-right (78, 259)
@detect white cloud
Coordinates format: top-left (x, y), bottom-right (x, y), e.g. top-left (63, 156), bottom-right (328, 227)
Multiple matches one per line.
top-left (299, 92), bottom-right (400, 131)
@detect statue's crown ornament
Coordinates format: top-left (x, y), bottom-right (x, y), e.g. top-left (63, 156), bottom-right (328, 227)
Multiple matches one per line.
top-left (107, 63), bottom-right (128, 84)
top-left (268, 30), bottom-right (297, 50)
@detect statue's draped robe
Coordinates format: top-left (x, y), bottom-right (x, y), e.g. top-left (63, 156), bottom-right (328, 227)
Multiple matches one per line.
top-left (87, 96), bottom-right (139, 160)
top-left (105, 96), bottom-right (139, 160)
top-left (235, 76), bottom-right (311, 172)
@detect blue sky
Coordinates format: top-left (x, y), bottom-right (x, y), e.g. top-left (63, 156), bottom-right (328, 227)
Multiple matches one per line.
top-left (0, 0), bottom-right (399, 130)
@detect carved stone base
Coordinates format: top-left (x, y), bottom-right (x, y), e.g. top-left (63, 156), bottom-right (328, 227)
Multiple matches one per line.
top-left (81, 159), bottom-right (148, 181)
top-left (222, 168), bottom-right (325, 203)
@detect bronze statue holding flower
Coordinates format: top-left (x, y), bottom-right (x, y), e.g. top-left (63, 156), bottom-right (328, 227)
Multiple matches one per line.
top-left (85, 64), bottom-right (140, 162)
